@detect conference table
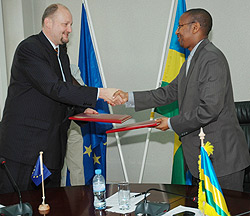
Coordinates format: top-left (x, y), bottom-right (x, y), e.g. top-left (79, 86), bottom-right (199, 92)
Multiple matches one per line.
top-left (0, 184), bottom-right (250, 216)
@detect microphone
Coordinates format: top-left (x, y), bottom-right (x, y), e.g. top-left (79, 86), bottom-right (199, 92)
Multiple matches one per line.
top-left (135, 188), bottom-right (198, 215)
top-left (0, 158), bottom-right (33, 216)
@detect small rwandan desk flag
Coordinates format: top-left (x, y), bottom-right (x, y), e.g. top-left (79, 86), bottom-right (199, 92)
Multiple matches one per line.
top-left (31, 156), bottom-right (51, 186)
top-left (198, 131), bottom-right (230, 215)
top-left (78, 3), bottom-right (113, 185)
top-left (155, 0), bottom-right (190, 185)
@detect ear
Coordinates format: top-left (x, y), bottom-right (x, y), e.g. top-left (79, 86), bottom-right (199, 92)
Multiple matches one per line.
top-left (44, 17), bottom-right (52, 29)
top-left (192, 22), bottom-right (201, 34)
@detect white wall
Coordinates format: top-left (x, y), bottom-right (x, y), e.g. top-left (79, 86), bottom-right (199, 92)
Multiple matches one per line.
top-left (0, 0), bottom-right (8, 118)
top-left (1, 0), bottom-right (250, 184)
top-left (187, 0), bottom-right (250, 101)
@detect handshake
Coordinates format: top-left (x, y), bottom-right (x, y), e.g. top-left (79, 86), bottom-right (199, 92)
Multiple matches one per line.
top-left (99, 88), bottom-right (128, 106)
top-left (99, 88), bottom-right (170, 131)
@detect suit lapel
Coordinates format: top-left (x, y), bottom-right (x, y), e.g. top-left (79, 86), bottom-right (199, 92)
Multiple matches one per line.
top-left (52, 52), bottom-right (63, 80)
top-left (59, 45), bottom-right (72, 82)
top-left (179, 39), bottom-right (210, 108)
top-left (186, 39), bottom-right (209, 78)
top-left (38, 32), bottom-right (68, 82)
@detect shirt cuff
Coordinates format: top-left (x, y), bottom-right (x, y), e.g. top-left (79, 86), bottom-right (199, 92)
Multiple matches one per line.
top-left (97, 88), bottom-right (100, 100)
top-left (125, 92), bottom-right (135, 108)
top-left (168, 118), bottom-right (173, 130)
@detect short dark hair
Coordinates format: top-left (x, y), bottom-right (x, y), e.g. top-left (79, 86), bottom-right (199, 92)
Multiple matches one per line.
top-left (185, 8), bottom-right (212, 36)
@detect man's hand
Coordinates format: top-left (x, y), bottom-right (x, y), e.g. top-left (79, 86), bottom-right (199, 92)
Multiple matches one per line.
top-left (155, 117), bottom-right (169, 131)
top-left (99, 88), bottom-right (123, 106)
top-left (84, 108), bottom-right (98, 114)
top-left (113, 90), bottom-right (129, 105)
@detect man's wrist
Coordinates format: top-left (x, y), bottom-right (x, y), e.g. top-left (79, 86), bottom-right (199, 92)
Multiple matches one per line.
top-left (168, 118), bottom-right (173, 130)
top-left (125, 92), bottom-right (135, 108)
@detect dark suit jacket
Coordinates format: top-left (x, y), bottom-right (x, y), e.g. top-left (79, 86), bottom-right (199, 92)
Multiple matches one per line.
top-left (0, 31), bottom-right (97, 169)
top-left (133, 39), bottom-right (250, 178)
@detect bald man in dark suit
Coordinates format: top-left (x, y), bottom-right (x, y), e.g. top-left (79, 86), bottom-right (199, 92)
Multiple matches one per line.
top-left (114, 9), bottom-right (250, 191)
top-left (0, 4), bottom-right (117, 194)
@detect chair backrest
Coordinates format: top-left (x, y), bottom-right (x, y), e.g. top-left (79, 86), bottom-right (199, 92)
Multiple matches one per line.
top-left (235, 101), bottom-right (250, 193)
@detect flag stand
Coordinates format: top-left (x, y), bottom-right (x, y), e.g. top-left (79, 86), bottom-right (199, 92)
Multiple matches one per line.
top-left (83, 0), bottom-right (129, 182)
top-left (38, 151), bottom-right (50, 215)
top-left (139, 0), bottom-right (177, 183)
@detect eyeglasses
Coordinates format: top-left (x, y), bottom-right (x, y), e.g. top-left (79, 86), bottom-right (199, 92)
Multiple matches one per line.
top-left (177, 22), bottom-right (195, 30)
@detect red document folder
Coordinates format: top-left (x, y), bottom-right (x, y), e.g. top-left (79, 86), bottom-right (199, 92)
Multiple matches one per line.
top-left (69, 113), bottom-right (132, 124)
top-left (106, 120), bottom-right (159, 134)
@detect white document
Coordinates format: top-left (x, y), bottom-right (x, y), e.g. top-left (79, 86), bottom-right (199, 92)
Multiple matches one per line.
top-left (162, 205), bottom-right (202, 216)
top-left (0, 204), bottom-right (5, 208)
top-left (106, 192), bottom-right (149, 214)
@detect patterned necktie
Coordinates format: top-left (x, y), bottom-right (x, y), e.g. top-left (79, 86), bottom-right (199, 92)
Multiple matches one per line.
top-left (55, 48), bottom-right (58, 56)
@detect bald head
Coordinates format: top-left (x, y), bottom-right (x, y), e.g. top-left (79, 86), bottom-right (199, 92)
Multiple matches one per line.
top-left (42, 4), bottom-right (71, 27)
top-left (42, 4), bottom-right (70, 27)
top-left (184, 8), bottom-right (212, 36)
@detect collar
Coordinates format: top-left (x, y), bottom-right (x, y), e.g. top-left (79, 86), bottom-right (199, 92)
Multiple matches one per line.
top-left (42, 31), bottom-right (59, 51)
top-left (189, 39), bottom-right (204, 58)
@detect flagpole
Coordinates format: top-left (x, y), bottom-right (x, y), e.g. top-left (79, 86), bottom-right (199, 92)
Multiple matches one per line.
top-left (199, 128), bottom-right (205, 147)
top-left (38, 151), bottom-right (50, 214)
top-left (83, 0), bottom-right (129, 182)
top-left (199, 128), bottom-right (205, 215)
top-left (39, 152), bottom-right (45, 205)
top-left (138, 0), bottom-right (177, 183)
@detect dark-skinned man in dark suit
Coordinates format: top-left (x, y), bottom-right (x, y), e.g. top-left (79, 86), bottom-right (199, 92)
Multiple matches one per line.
top-left (114, 9), bottom-right (250, 191)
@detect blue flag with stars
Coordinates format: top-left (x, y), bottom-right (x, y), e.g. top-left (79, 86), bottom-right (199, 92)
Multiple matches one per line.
top-left (31, 156), bottom-right (51, 186)
top-left (78, 3), bottom-right (113, 185)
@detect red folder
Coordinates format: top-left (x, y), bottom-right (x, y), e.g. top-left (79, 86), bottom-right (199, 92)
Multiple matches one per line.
top-left (106, 120), bottom-right (159, 134)
top-left (69, 113), bottom-right (132, 124)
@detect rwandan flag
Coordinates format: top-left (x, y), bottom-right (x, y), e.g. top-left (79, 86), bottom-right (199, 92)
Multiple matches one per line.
top-left (198, 142), bottom-right (230, 216)
top-left (78, 3), bottom-right (113, 185)
top-left (155, 0), bottom-right (190, 185)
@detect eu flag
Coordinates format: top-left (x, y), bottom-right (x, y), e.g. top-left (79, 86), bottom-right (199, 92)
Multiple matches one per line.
top-left (78, 3), bottom-right (113, 185)
top-left (31, 157), bottom-right (51, 186)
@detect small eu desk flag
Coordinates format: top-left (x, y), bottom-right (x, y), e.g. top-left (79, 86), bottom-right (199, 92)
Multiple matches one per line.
top-left (31, 156), bottom-right (51, 186)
